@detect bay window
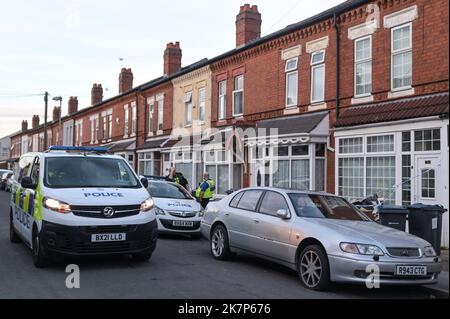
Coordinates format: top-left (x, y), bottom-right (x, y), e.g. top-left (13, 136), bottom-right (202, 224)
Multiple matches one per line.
top-left (148, 97), bottom-right (154, 133)
top-left (123, 105), bottom-right (129, 137)
top-left (131, 102), bottom-right (137, 135)
top-left (157, 95), bottom-right (164, 131)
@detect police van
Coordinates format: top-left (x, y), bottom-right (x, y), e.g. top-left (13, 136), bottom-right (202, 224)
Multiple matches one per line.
top-left (9, 146), bottom-right (157, 267)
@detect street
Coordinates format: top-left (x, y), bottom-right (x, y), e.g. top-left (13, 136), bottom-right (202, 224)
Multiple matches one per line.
top-left (0, 190), bottom-right (446, 299)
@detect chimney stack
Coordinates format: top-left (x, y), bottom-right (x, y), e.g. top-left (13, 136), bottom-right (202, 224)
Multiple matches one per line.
top-left (119, 68), bottom-right (133, 94)
top-left (91, 83), bottom-right (103, 105)
top-left (32, 115), bottom-right (40, 129)
top-left (52, 106), bottom-right (61, 122)
top-left (236, 4), bottom-right (261, 47)
top-left (163, 42), bottom-right (182, 76)
top-left (21, 120), bottom-right (28, 132)
top-left (68, 96), bottom-right (78, 115)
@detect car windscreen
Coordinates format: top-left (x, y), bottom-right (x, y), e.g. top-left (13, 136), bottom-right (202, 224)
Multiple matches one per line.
top-left (147, 181), bottom-right (192, 200)
top-left (288, 193), bottom-right (367, 221)
top-left (44, 157), bottom-right (140, 188)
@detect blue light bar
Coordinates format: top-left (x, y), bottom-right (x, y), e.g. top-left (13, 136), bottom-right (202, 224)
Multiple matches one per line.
top-left (48, 146), bottom-right (109, 153)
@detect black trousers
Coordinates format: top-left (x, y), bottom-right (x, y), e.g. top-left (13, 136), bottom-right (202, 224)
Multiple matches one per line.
top-left (199, 198), bottom-right (210, 209)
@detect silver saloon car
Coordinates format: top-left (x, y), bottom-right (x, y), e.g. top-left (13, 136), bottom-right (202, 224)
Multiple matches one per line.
top-left (201, 187), bottom-right (442, 290)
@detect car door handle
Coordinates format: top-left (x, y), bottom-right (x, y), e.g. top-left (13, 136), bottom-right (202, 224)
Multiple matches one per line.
top-left (253, 219), bottom-right (260, 224)
top-left (224, 213), bottom-right (230, 217)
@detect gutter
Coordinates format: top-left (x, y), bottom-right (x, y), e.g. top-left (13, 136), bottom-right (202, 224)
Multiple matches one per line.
top-left (333, 12), bottom-right (341, 118)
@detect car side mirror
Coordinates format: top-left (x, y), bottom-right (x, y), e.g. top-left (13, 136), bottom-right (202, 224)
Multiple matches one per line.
top-left (21, 176), bottom-right (36, 189)
top-left (276, 209), bottom-right (290, 219)
top-left (140, 177), bottom-right (149, 188)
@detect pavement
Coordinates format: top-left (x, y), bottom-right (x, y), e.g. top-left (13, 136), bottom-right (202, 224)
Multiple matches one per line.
top-left (0, 190), bottom-right (448, 299)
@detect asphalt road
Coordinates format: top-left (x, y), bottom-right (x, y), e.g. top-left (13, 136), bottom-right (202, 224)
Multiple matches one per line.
top-left (0, 190), bottom-right (446, 299)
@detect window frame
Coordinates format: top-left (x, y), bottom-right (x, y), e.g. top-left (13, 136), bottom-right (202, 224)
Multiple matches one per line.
top-left (157, 96), bottom-right (164, 131)
top-left (184, 91), bottom-right (193, 127)
top-left (310, 50), bottom-right (326, 103)
top-left (218, 80), bottom-right (227, 120)
top-left (232, 75), bottom-right (244, 117)
top-left (285, 58), bottom-right (299, 108)
top-left (258, 190), bottom-right (291, 218)
top-left (148, 97), bottom-right (155, 133)
top-left (354, 35), bottom-right (372, 98)
top-left (391, 23), bottom-right (413, 92)
top-left (131, 102), bottom-right (137, 135)
top-left (123, 105), bottom-right (129, 137)
top-left (198, 87), bottom-right (206, 124)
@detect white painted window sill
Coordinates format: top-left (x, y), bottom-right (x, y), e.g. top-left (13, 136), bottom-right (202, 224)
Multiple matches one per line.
top-left (308, 102), bottom-right (327, 112)
top-left (388, 87), bottom-right (414, 99)
top-left (156, 130), bottom-right (163, 135)
top-left (351, 95), bottom-right (374, 105)
top-left (283, 107), bottom-right (300, 115)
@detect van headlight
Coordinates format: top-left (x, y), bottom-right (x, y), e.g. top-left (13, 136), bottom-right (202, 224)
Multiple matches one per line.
top-left (340, 242), bottom-right (384, 256)
top-left (422, 246), bottom-right (437, 257)
top-left (43, 197), bottom-right (71, 214)
top-left (140, 197), bottom-right (154, 212)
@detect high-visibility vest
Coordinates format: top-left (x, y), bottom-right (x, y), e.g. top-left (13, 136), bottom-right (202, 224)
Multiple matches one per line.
top-left (195, 179), bottom-right (215, 199)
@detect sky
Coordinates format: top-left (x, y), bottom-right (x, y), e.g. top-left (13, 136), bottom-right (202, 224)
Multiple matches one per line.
top-left (0, 0), bottom-right (343, 137)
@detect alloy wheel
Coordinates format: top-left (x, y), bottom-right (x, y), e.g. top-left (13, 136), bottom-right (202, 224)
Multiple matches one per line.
top-left (300, 250), bottom-right (323, 288)
top-left (211, 229), bottom-right (225, 257)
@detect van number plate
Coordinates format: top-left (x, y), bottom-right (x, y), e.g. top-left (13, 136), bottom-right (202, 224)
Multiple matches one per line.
top-left (91, 233), bottom-right (126, 242)
top-left (395, 265), bottom-right (427, 276)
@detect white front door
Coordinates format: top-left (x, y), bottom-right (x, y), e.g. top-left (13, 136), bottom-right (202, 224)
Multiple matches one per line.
top-left (414, 156), bottom-right (441, 205)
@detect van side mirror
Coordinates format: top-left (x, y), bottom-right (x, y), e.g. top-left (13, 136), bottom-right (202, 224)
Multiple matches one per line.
top-left (140, 177), bottom-right (149, 188)
top-left (21, 176), bottom-right (36, 189)
top-left (276, 209), bottom-right (290, 219)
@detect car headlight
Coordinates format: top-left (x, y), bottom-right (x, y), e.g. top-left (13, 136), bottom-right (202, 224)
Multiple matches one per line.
top-left (340, 242), bottom-right (384, 256)
top-left (43, 197), bottom-right (71, 214)
top-left (422, 246), bottom-right (437, 257)
top-left (198, 208), bottom-right (205, 217)
top-left (154, 206), bottom-right (165, 215)
top-left (140, 197), bottom-right (154, 212)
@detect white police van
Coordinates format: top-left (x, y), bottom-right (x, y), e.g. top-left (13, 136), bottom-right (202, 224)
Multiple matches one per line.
top-left (9, 146), bottom-right (157, 267)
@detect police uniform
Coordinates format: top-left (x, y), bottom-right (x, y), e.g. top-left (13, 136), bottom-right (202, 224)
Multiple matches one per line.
top-left (195, 179), bottom-right (215, 208)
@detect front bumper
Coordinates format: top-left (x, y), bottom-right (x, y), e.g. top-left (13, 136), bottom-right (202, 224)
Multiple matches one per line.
top-left (41, 220), bottom-right (157, 256)
top-left (329, 254), bottom-right (442, 285)
top-left (156, 217), bottom-right (201, 235)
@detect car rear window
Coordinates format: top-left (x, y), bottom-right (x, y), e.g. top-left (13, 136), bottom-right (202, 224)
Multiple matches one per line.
top-left (236, 190), bottom-right (263, 211)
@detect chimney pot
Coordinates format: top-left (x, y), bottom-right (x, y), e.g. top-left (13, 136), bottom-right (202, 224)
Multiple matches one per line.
top-left (91, 83), bottom-right (104, 105)
top-left (119, 68), bottom-right (134, 94)
top-left (68, 96), bottom-right (78, 115)
top-left (164, 41), bottom-right (182, 76)
top-left (52, 106), bottom-right (61, 122)
top-left (21, 120), bottom-right (28, 132)
top-left (32, 115), bottom-right (40, 129)
top-left (236, 3), bottom-right (261, 47)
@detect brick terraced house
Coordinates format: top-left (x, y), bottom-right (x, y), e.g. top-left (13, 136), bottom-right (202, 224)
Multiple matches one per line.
top-left (5, 0), bottom-right (449, 245)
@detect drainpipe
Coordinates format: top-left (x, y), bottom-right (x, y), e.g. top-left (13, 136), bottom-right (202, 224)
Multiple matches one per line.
top-left (333, 13), bottom-right (341, 118)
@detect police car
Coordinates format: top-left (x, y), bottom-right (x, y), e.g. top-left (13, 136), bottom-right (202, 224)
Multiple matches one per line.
top-left (145, 180), bottom-right (203, 238)
top-left (9, 146), bottom-right (157, 267)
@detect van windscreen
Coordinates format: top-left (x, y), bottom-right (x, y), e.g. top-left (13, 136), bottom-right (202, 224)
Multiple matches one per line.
top-left (44, 157), bottom-right (140, 188)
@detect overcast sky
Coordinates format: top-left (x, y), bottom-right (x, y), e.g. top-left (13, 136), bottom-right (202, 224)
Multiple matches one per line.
top-left (0, 0), bottom-right (343, 137)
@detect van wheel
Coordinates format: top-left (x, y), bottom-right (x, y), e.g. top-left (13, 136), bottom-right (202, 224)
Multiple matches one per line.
top-left (9, 213), bottom-right (21, 243)
top-left (132, 249), bottom-right (153, 262)
top-left (210, 225), bottom-right (232, 260)
top-left (32, 227), bottom-right (49, 268)
top-left (298, 245), bottom-right (330, 291)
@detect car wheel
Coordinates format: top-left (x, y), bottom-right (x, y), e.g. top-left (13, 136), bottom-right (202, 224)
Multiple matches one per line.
top-left (210, 225), bottom-right (232, 260)
top-left (9, 213), bottom-right (21, 243)
top-left (132, 249), bottom-right (153, 262)
top-left (298, 245), bottom-right (330, 291)
top-left (32, 227), bottom-right (49, 268)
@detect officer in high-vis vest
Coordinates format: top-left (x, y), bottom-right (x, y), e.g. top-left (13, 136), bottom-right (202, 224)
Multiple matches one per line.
top-left (195, 172), bottom-right (215, 209)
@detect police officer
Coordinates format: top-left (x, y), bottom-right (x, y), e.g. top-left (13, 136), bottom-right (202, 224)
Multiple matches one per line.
top-left (166, 166), bottom-right (190, 192)
top-left (195, 171), bottom-right (215, 209)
